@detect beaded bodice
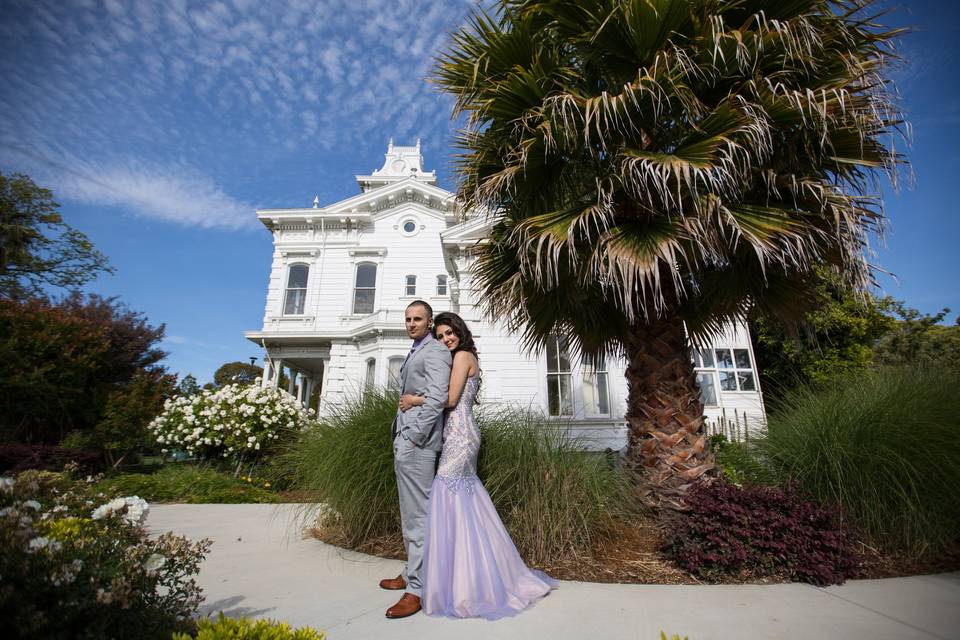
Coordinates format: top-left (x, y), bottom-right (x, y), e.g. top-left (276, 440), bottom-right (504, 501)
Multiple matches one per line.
top-left (436, 375), bottom-right (480, 486)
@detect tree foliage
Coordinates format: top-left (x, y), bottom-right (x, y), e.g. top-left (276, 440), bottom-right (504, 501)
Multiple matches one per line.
top-left (0, 293), bottom-right (171, 458)
top-left (873, 300), bottom-right (960, 366)
top-left (0, 172), bottom-right (112, 299)
top-left (213, 361), bottom-right (263, 388)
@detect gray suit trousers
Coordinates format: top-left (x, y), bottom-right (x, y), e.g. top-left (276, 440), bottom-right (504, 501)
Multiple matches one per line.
top-left (393, 434), bottom-right (437, 597)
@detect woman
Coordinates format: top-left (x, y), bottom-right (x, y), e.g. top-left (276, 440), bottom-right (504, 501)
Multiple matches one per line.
top-left (398, 312), bottom-right (556, 619)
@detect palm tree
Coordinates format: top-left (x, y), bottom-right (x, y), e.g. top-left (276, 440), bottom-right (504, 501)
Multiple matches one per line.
top-left (433, 0), bottom-right (907, 508)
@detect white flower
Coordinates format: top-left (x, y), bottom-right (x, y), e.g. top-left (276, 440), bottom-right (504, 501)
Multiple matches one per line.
top-left (0, 477), bottom-right (14, 494)
top-left (28, 537), bottom-right (49, 552)
top-left (23, 500), bottom-right (41, 510)
top-left (142, 553), bottom-right (166, 572)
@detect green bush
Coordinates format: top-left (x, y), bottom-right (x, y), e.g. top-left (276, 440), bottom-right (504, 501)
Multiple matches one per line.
top-left (756, 364), bottom-right (960, 556)
top-left (709, 435), bottom-right (772, 486)
top-left (279, 389), bottom-right (641, 566)
top-left (173, 613), bottom-right (325, 639)
top-left (0, 469), bottom-right (209, 639)
top-left (96, 464), bottom-right (278, 504)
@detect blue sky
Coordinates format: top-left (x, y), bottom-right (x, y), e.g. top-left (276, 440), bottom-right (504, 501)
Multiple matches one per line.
top-left (1, 0), bottom-right (957, 383)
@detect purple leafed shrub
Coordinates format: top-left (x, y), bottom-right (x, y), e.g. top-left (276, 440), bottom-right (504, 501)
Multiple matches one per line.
top-left (661, 480), bottom-right (860, 585)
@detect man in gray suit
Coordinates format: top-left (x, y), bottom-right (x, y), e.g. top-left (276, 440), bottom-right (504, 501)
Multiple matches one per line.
top-left (381, 300), bottom-right (451, 619)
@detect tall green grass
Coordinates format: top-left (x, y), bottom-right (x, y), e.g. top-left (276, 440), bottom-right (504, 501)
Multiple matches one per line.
top-left (278, 388), bottom-right (641, 566)
top-left (757, 364), bottom-right (960, 556)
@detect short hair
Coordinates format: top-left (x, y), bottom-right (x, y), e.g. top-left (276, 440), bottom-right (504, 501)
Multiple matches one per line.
top-left (406, 299), bottom-right (433, 318)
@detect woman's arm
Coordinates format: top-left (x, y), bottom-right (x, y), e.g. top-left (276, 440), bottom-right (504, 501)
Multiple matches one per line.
top-left (399, 351), bottom-right (476, 410)
top-left (444, 351), bottom-right (475, 408)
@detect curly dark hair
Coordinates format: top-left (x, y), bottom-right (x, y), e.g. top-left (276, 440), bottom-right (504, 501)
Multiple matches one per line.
top-left (432, 312), bottom-right (478, 358)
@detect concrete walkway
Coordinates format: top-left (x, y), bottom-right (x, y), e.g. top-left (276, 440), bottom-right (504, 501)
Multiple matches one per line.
top-left (148, 504), bottom-right (959, 640)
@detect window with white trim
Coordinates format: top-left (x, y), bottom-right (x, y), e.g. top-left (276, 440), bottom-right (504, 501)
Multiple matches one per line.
top-left (546, 335), bottom-right (573, 416)
top-left (353, 263), bottom-right (377, 314)
top-left (436, 274), bottom-right (448, 296)
top-left (405, 274), bottom-right (417, 296)
top-left (694, 347), bottom-right (756, 406)
top-left (283, 264), bottom-right (309, 315)
top-left (582, 353), bottom-right (610, 416)
top-left (387, 356), bottom-right (404, 389)
top-left (364, 358), bottom-right (376, 389)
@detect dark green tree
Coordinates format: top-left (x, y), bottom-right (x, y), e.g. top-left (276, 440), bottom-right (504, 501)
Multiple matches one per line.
top-left (176, 374), bottom-right (201, 396)
top-left (874, 300), bottom-right (960, 365)
top-left (0, 173), bottom-right (112, 299)
top-left (213, 361), bottom-right (263, 387)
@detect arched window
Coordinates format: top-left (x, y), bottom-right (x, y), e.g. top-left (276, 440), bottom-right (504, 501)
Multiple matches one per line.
top-left (436, 274), bottom-right (448, 296)
top-left (364, 358), bottom-right (376, 389)
top-left (405, 274), bottom-right (417, 296)
top-left (284, 264), bottom-right (309, 315)
top-left (387, 356), bottom-right (405, 389)
top-left (353, 263), bottom-right (377, 314)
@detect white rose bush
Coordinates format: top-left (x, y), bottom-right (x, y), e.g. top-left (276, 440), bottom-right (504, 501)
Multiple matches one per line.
top-left (149, 383), bottom-right (314, 464)
top-left (0, 469), bottom-right (210, 639)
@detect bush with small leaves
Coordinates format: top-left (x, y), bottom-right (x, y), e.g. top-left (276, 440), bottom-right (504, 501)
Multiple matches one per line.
top-left (172, 613), bottom-right (326, 639)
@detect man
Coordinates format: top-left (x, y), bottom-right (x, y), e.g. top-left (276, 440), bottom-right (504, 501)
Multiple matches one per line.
top-left (381, 300), bottom-right (452, 618)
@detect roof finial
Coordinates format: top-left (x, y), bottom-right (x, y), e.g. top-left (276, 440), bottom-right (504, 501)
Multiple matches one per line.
top-left (415, 138), bottom-right (421, 151)
top-left (388, 137), bottom-right (394, 151)
top-left (312, 196), bottom-right (319, 209)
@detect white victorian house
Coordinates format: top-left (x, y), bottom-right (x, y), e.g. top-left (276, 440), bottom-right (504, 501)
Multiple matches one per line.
top-left (246, 142), bottom-right (766, 449)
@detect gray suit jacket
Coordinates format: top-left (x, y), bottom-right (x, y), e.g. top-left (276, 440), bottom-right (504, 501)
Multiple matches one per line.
top-left (390, 333), bottom-right (452, 452)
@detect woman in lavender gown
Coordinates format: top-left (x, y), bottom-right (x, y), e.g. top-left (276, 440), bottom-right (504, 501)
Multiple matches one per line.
top-left (398, 312), bottom-right (556, 619)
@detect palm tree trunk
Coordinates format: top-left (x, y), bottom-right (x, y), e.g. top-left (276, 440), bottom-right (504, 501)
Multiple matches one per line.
top-left (624, 313), bottom-right (714, 510)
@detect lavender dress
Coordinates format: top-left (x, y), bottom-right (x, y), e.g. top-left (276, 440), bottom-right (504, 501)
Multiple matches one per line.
top-left (422, 375), bottom-right (556, 619)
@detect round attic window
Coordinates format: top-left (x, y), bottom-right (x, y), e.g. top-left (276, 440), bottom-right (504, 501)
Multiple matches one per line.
top-left (400, 218), bottom-right (420, 236)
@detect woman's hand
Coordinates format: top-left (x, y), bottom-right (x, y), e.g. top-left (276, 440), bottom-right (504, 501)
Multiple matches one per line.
top-left (398, 394), bottom-right (423, 412)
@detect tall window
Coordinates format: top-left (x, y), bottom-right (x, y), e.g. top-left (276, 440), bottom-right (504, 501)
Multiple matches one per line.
top-left (387, 356), bottom-right (405, 389)
top-left (693, 348), bottom-right (718, 406)
top-left (364, 358), bottom-right (376, 389)
top-left (353, 263), bottom-right (377, 314)
top-left (405, 274), bottom-right (417, 296)
top-left (582, 353), bottom-right (610, 416)
top-left (283, 264), bottom-right (309, 315)
top-left (436, 275), bottom-right (448, 296)
top-left (546, 335), bottom-right (573, 416)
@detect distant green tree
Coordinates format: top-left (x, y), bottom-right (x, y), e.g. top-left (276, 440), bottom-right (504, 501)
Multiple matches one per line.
top-left (749, 268), bottom-right (894, 405)
top-left (176, 374), bottom-right (200, 396)
top-left (93, 369), bottom-right (177, 467)
top-left (0, 172), bottom-right (112, 299)
top-left (874, 300), bottom-right (960, 365)
top-left (213, 361), bottom-right (263, 387)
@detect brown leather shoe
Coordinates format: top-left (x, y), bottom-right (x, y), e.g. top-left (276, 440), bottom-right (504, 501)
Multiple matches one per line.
top-left (378, 574), bottom-right (407, 590)
top-left (385, 593), bottom-right (421, 619)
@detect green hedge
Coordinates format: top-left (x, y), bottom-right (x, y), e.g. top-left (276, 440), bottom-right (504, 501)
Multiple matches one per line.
top-left (96, 464), bottom-right (278, 504)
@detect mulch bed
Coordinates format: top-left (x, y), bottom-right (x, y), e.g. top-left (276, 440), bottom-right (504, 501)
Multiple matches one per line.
top-left (309, 517), bottom-right (960, 586)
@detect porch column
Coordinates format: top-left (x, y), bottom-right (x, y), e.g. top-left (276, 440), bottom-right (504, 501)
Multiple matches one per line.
top-left (287, 369), bottom-right (298, 395)
top-left (271, 359), bottom-right (283, 387)
top-left (304, 377), bottom-right (315, 409)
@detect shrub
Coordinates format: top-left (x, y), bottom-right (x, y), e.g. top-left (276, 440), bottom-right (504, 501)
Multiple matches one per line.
top-left (756, 364), bottom-right (960, 556)
top-left (149, 383), bottom-right (313, 465)
top-left (0, 443), bottom-right (103, 474)
top-left (279, 388), bottom-right (641, 566)
top-left (96, 464), bottom-right (278, 504)
top-left (662, 480), bottom-right (859, 586)
top-left (0, 469), bottom-right (210, 639)
top-left (708, 435), bottom-right (772, 486)
top-left (173, 613), bottom-right (326, 639)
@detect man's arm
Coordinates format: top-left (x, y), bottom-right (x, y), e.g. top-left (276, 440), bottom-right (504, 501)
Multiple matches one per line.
top-left (404, 343), bottom-right (452, 446)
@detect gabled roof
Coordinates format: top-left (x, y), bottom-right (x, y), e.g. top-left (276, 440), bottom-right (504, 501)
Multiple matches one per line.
top-left (257, 176), bottom-right (458, 228)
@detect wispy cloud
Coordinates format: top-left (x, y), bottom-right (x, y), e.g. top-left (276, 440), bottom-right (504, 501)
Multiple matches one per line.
top-left (0, 0), bottom-right (473, 225)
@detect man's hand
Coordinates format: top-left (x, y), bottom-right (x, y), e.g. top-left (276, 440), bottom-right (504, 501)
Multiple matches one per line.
top-left (398, 394), bottom-right (423, 412)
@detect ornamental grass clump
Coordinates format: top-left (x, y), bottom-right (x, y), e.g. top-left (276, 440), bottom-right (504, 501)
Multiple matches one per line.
top-left (280, 388), bottom-right (641, 566)
top-left (149, 383), bottom-right (314, 463)
top-left (662, 479), bottom-right (859, 585)
top-left (0, 469), bottom-right (210, 639)
top-left (756, 364), bottom-right (960, 556)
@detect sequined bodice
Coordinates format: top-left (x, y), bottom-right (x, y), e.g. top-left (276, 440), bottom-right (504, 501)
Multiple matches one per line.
top-left (437, 376), bottom-right (480, 483)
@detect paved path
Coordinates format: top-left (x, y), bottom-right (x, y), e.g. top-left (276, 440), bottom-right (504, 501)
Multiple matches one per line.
top-left (148, 504), bottom-right (960, 640)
